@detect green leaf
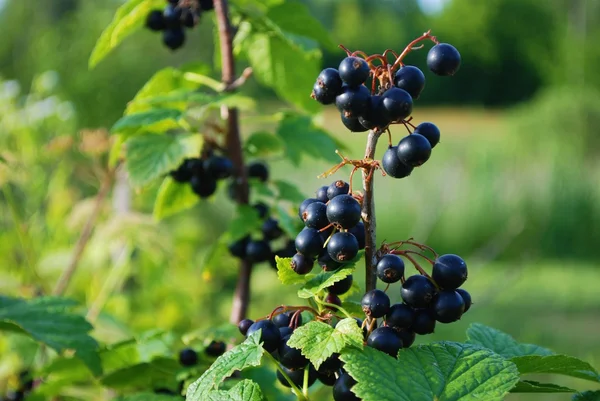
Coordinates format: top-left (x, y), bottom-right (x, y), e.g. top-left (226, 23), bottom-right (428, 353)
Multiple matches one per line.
top-left (510, 380), bottom-right (576, 393)
top-left (101, 357), bottom-right (181, 389)
top-left (124, 133), bottom-right (203, 188)
top-left (287, 318), bottom-right (363, 370)
top-left (153, 177), bottom-right (198, 220)
top-left (276, 256), bottom-right (313, 286)
top-left (341, 342), bottom-right (520, 401)
top-left (226, 205), bottom-right (263, 242)
top-left (272, 180), bottom-right (306, 203)
top-left (89, 0), bottom-right (164, 68)
top-left (466, 323), bottom-right (554, 358)
top-left (573, 391), bottom-right (600, 401)
top-left (186, 331), bottom-right (265, 400)
top-left (206, 380), bottom-right (266, 401)
top-left (298, 265), bottom-right (355, 299)
top-left (0, 296), bottom-right (101, 376)
top-left (133, 90), bottom-right (256, 111)
top-left (512, 355), bottom-right (600, 383)
top-left (276, 113), bottom-right (342, 166)
top-left (341, 301), bottom-right (363, 317)
top-left (244, 131), bottom-right (284, 157)
top-left (113, 393), bottom-right (181, 401)
top-left (183, 323), bottom-right (240, 345)
top-left (111, 108), bottom-right (183, 134)
top-left (274, 205), bottom-right (302, 239)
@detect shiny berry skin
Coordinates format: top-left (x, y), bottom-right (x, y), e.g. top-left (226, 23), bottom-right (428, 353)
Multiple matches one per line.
top-left (299, 198), bottom-right (319, 219)
top-left (412, 309), bottom-right (436, 335)
top-left (338, 56), bottom-right (370, 86)
top-left (358, 95), bottom-right (391, 130)
top-left (394, 65), bottom-right (426, 99)
top-left (367, 326), bottom-right (403, 357)
top-left (163, 28), bottom-right (185, 50)
top-left (302, 201), bottom-right (329, 229)
top-left (324, 292), bottom-right (343, 309)
top-left (291, 252), bottom-right (314, 275)
top-left (277, 365), bottom-right (317, 388)
top-left (315, 186), bottom-right (329, 203)
top-left (327, 232), bottom-right (359, 262)
top-left (427, 43), bottom-right (461, 76)
top-left (273, 311), bottom-right (302, 328)
top-left (341, 114), bottom-right (369, 132)
top-left (245, 240), bottom-right (272, 263)
top-left (262, 218), bottom-right (283, 240)
top-left (146, 9), bottom-right (166, 31)
top-left (397, 133), bottom-right (432, 167)
top-left (313, 68), bottom-right (343, 104)
top-left (279, 334), bottom-right (309, 369)
top-left (335, 85), bottom-right (371, 118)
top-left (317, 250), bottom-right (344, 271)
top-left (376, 254), bottom-right (405, 284)
top-left (163, 5), bottom-right (183, 29)
top-left (382, 146), bottom-right (413, 179)
top-left (397, 329), bottom-right (416, 348)
top-left (190, 173), bottom-right (216, 198)
top-left (401, 275), bottom-right (437, 308)
top-left (238, 318), bottom-right (254, 336)
top-left (326, 194), bottom-right (361, 229)
top-left (170, 158), bottom-right (199, 182)
top-left (432, 254), bottom-right (468, 290)
top-left (457, 288), bottom-right (472, 312)
top-left (246, 320), bottom-right (281, 352)
top-left (348, 221), bottom-right (366, 249)
top-left (312, 83), bottom-right (336, 105)
top-left (247, 161), bottom-right (269, 182)
top-left (279, 326), bottom-right (293, 337)
top-left (178, 348), bottom-right (198, 366)
top-left (295, 228), bottom-right (324, 258)
top-left (433, 290), bottom-right (465, 323)
top-left (385, 303), bottom-right (415, 330)
top-left (381, 87), bottom-right (413, 121)
top-left (328, 274), bottom-right (353, 295)
top-left (205, 340), bottom-right (226, 357)
top-left (333, 372), bottom-right (359, 401)
top-left (327, 180), bottom-right (350, 200)
top-left (414, 122), bottom-right (440, 148)
top-left (319, 353), bottom-right (342, 373)
top-left (361, 289), bottom-right (391, 318)
top-left (317, 369), bottom-right (337, 386)
top-left (204, 156), bottom-right (233, 179)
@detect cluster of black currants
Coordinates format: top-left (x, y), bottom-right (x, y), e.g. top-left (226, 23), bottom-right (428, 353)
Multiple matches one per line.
top-left (170, 151), bottom-right (233, 199)
top-left (293, 180), bottom-right (366, 276)
top-left (359, 253), bottom-right (472, 358)
top-left (1, 371), bottom-right (34, 401)
top-left (145, 0), bottom-right (214, 50)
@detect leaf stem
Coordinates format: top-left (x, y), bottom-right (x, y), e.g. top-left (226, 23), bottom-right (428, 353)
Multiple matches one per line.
top-left (264, 351), bottom-right (307, 400)
top-left (315, 296), bottom-right (353, 319)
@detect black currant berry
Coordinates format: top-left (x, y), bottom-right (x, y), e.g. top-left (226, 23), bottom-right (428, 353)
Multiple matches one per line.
top-left (341, 114), bottom-right (369, 132)
top-left (163, 28), bottom-right (185, 50)
top-left (190, 173), bottom-right (217, 198)
top-left (199, 0), bottom-right (214, 11)
top-left (228, 235), bottom-right (249, 258)
top-left (163, 5), bottom-right (183, 29)
top-left (299, 198), bottom-right (319, 219)
top-left (253, 202), bottom-right (269, 219)
top-left (381, 87), bottom-right (413, 121)
top-left (273, 311), bottom-right (302, 328)
top-left (382, 146), bottom-right (413, 179)
top-left (302, 201), bottom-right (329, 229)
top-left (319, 353), bottom-right (342, 373)
top-left (312, 83), bottom-right (337, 105)
top-left (204, 156), bottom-right (233, 179)
top-left (401, 275), bottom-right (437, 308)
top-left (245, 240), bottom-right (272, 263)
top-left (367, 326), bottom-right (403, 357)
top-left (427, 43), bottom-right (461, 76)
top-left (348, 221), bottom-right (366, 250)
top-left (315, 186), bottom-right (329, 203)
top-left (412, 309), bottom-right (436, 335)
top-left (326, 194), bottom-right (361, 229)
top-left (178, 348), bottom-right (198, 366)
top-left (338, 56), bottom-right (370, 86)
top-left (456, 288), bottom-right (472, 312)
top-left (238, 318), bottom-right (254, 336)
top-left (414, 122), bottom-right (440, 148)
top-left (170, 158), bottom-right (199, 182)
top-left (317, 369), bottom-right (337, 386)
top-left (394, 65), bottom-right (426, 99)
top-left (146, 9), bottom-right (166, 31)
top-left (291, 253), bottom-right (314, 275)
top-left (167, 0), bottom-right (179, 4)
top-left (327, 180), bottom-right (350, 200)
top-left (335, 85), bottom-right (371, 118)
top-left (397, 133), bottom-right (432, 167)
top-left (182, 9), bottom-right (196, 28)
top-left (327, 232), bottom-right (359, 262)
top-left (246, 320), bottom-right (281, 352)
top-left (333, 372), bottom-right (359, 401)
top-left (361, 289), bottom-right (391, 318)
top-left (385, 303), bottom-right (415, 330)
top-left (313, 68), bottom-right (343, 105)
top-left (205, 340), bottom-right (226, 357)
top-left (279, 326), bottom-right (293, 338)
top-left (432, 254), bottom-right (468, 290)
top-left (277, 365), bottom-right (317, 388)
top-left (295, 228), bottom-right (324, 258)
top-left (328, 274), bottom-right (353, 295)
top-left (397, 329), bottom-right (416, 348)
top-left (433, 290), bottom-right (465, 323)
top-left (318, 250), bottom-right (344, 271)
top-left (262, 218), bottom-right (283, 241)
top-left (376, 254), bottom-right (405, 284)
top-left (320, 224), bottom-right (335, 243)
top-left (247, 161), bottom-right (269, 182)
top-left (358, 95), bottom-right (391, 130)
top-left (324, 292), bottom-right (342, 309)
top-left (279, 334), bottom-right (309, 369)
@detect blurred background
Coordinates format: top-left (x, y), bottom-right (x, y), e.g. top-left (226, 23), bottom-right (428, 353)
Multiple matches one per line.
top-left (0, 0), bottom-right (599, 399)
